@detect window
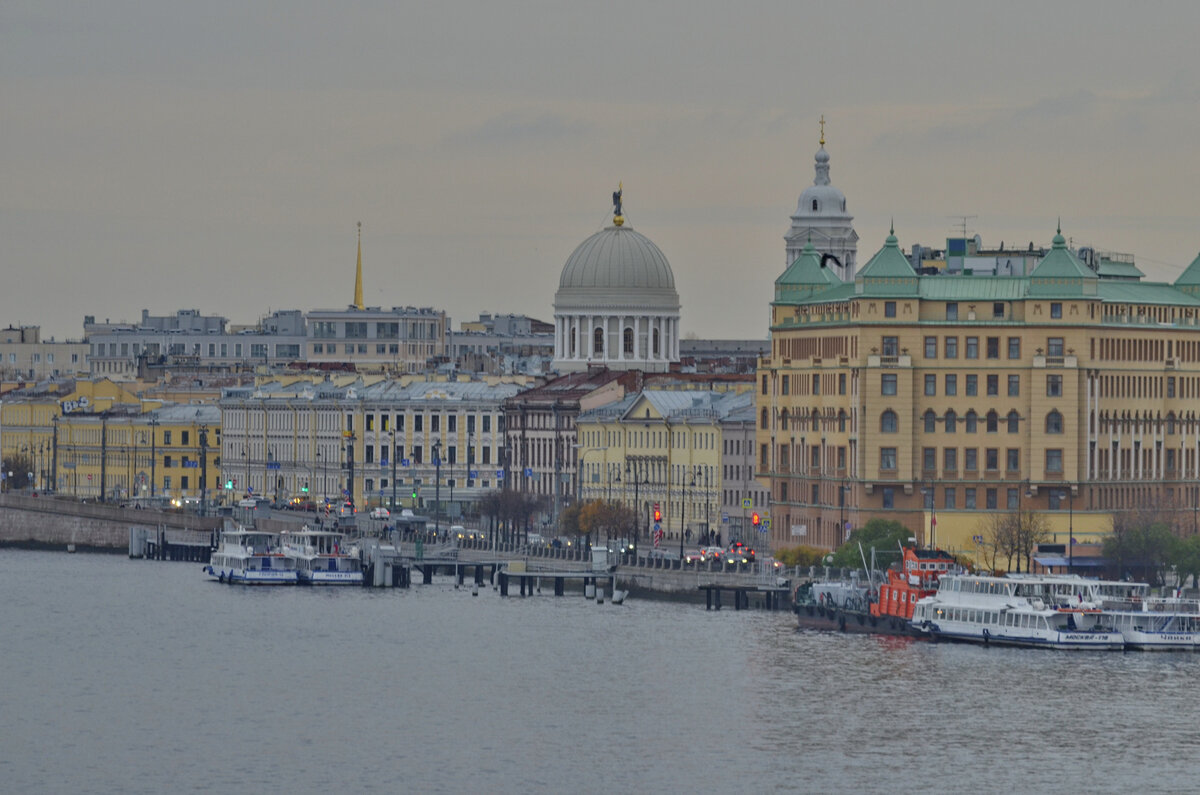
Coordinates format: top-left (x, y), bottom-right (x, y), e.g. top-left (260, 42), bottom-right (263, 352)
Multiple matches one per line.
top-left (1047, 337), bottom-right (1065, 357)
top-left (986, 411), bottom-right (998, 433)
top-left (1051, 302), bottom-right (1062, 319)
top-left (414, 415), bottom-right (423, 432)
top-left (781, 375), bottom-right (789, 395)
top-left (761, 375), bottom-right (768, 395)
top-left (882, 487), bottom-right (895, 509)
top-left (987, 375), bottom-right (999, 396)
top-left (946, 303), bottom-right (958, 321)
top-left (965, 411), bottom-right (978, 433)
top-left (945, 487), bottom-right (957, 509)
top-left (992, 302), bottom-right (1005, 319)
top-left (1007, 489), bottom-right (1019, 510)
top-left (1006, 449), bottom-right (1020, 471)
top-left (761, 444), bottom-right (768, 468)
top-left (881, 374), bottom-right (897, 396)
top-left (965, 488), bottom-right (977, 510)
top-left (925, 336), bottom-right (937, 359)
top-left (986, 337), bottom-right (1000, 359)
top-left (811, 484), bottom-right (819, 503)
top-left (924, 410), bottom-right (937, 433)
top-left (944, 410), bottom-right (957, 433)
top-left (1047, 374), bottom-right (1063, 397)
top-left (945, 374), bottom-right (957, 396)
top-left (1008, 374), bottom-right (1020, 397)
top-left (593, 327), bottom-right (604, 354)
top-left (986, 488), bottom-right (998, 510)
top-left (1008, 338), bottom-right (1021, 359)
top-left (965, 448), bottom-right (978, 470)
top-left (1046, 449), bottom-right (1063, 473)
top-left (181, 431), bottom-right (189, 445)
top-left (945, 337), bottom-right (958, 359)
top-left (884, 301), bottom-right (896, 318)
top-left (761, 408), bottom-right (769, 429)
top-left (880, 447), bottom-right (897, 470)
top-left (812, 374), bottom-right (820, 395)
top-left (966, 337), bottom-right (979, 359)
top-left (881, 410), bottom-right (898, 433)
top-left (944, 448), bottom-right (958, 471)
top-left (882, 336), bottom-right (899, 356)
top-left (1007, 411), bottom-right (1020, 433)
top-left (924, 374), bottom-right (937, 396)
top-left (839, 373), bottom-right (847, 395)
top-left (1167, 377), bottom-right (1176, 398)
top-left (985, 448), bottom-right (999, 470)
top-left (431, 415), bottom-right (441, 432)
top-left (623, 327), bottom-right (634, 355)
top-left (1046, 410), bottom-right (1063, 434)
top-left (966, 374), bottom-right (977, 396)
top-left (163, 431), bottom-right (172, 445)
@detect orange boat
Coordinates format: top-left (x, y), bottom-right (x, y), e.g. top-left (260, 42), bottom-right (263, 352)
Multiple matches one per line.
top-left (870, 546), bottom-right (958, 624)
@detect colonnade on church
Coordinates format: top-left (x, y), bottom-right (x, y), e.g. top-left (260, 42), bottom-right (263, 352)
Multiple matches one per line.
top-left (554, 313), bottom-right (679, 367)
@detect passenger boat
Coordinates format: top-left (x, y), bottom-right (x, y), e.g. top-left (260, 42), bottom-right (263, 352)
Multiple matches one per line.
top-left (204, 529), bottom-right (299, 585)
top-left (280, 529), bottom-right (364, 586)
top-left (1059, 579), bottom-right (1200, 651)
top-left (910, 573), bottom-right (1124, 650)
top-left (793, 546), bottom-right (959, 636)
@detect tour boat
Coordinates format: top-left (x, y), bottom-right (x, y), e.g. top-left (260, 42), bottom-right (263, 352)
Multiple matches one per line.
top-left (794, 546), bottom-right (959, 635)
top-left (1055, 579), bottom-right (1200, 651)
top-left (204, 529), bottom-right (299, 585)
top-left (910, 573), bottom-right (1124, 650)
top-left (280, 529), bottom-right (364, 585)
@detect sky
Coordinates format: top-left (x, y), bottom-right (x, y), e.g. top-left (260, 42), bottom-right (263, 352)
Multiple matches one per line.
top-left (4, 1), bottom-right (1200, 343)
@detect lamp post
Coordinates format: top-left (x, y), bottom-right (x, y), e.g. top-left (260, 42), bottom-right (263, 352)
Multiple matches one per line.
top-left (390, 431), bottom-right (398, 512)
top-left (198, 425), bottom-right (209, 515)
top-left (682, 470), bottom-right (697, 560)
top-left (148, 416), bottom-right (158, 499)
top-left (432, 439), bottom-right (442, 537)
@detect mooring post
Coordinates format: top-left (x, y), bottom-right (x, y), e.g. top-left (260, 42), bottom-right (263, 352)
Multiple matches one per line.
top-left (555, 577), bottom-right (564, 596)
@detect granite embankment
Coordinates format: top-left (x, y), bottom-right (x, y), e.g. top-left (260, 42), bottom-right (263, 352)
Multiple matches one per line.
top-left (0, 495), bottom-right (221, 551)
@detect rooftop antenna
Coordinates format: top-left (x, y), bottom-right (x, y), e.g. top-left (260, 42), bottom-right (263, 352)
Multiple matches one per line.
top-left (947, 214), bottom-right (977, 238)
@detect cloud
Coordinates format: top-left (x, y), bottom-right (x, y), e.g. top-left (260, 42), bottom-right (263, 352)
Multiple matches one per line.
top-left (442, 110), bottom-right (592, 151)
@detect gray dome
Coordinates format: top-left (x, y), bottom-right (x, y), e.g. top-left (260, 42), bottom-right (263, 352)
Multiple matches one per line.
top-left (796, 183), bottom-right (848, 217)
top-left (558, 225), bottom-right (676, 290)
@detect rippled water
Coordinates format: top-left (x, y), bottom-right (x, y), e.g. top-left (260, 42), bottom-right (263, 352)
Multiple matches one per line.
top-left (1, 550), bottom-right (1197, 793)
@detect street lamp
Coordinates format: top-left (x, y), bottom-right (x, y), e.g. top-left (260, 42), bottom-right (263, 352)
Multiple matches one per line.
top-left (389, 430), bottom-right (398, 512)
top-left (435, 441), bottom-right (446, 533)
top-left (148, 416), bottom-right (158, 499)
top-left (573, 445), bottom-right (607, 504)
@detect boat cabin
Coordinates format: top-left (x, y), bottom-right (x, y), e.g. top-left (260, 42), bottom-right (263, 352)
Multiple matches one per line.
top-left (871, 547), bottom-right (958, 620)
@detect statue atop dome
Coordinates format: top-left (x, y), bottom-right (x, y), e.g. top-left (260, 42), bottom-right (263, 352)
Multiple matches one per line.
top-left (612, 182), bottom-right (624, 226)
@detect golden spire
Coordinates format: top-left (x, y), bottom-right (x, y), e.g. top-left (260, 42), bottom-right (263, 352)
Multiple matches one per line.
top-left (613, 181), bottom-right (624, 227)
top-left (353, 222), bottom-right (364, 310)
top-left (819, 115), bottom-right (825, 147)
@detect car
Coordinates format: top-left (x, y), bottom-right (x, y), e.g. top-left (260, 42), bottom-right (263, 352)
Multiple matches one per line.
top-left (369, 507), bottom-right (390, 520)
top-left (684, 549), bottom-right (707, 565)
top-left (723, 542), bottom-right (756, 565)
top-left (237, 497), bottom-right (259, 509)
top-left (338, 502), bottom-right (356, 518)
top-left (700, 545), bottom-right (724, 562)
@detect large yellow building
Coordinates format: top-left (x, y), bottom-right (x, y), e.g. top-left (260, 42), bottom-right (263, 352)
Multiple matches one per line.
top-left (757, 228), bottom-right (1200, 560)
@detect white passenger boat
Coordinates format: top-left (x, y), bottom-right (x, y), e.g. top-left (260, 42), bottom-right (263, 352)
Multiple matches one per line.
top-left (204, 529), bottom-right (299, 585)
top-left (280, 529), bottom-right (363, 586)
top-left (1070, 581), bottom-right (1200, 651)
top-left (910, 573), bottom-right (1124, 650)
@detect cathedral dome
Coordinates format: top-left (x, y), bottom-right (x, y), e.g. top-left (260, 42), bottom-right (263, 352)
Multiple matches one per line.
top-left (558, 224), bottom-right (676, 291)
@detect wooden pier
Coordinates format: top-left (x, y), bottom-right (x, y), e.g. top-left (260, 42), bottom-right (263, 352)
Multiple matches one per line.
top-left (698, 583), bottom-right (790, 611)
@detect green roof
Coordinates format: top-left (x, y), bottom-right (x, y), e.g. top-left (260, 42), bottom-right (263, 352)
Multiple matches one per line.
top-left (1096, 281), bottom-right (1200, 307)
top-left (1096, 259), bottom-right (1144, 280)
top-left (774, 239), bottom-right (842, 303)
top-left (1026, 229), bottom-right (1097, 296)
top-left (1174, 252), bottom-right (1200, 288)
top-left (857, 230), bottom-right (917, 279)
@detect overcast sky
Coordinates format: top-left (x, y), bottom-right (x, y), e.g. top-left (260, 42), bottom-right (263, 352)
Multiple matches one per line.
top-left (4, 1), bottom-right (1199, 342)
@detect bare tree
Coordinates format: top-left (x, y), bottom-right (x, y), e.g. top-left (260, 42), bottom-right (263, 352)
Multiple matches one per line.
top-left (976, 512), bottom-right (1017, 573)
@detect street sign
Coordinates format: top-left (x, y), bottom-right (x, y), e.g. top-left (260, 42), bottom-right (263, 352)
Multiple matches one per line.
top-left (741, 498), bottom-right (752, 509)
top-left (524, 468), bottom-right (533, 477)
top-left (469, 470), bottom-right (479, 479)
top-left (721, 512), bottom-right (729, 523)
top-left (380, 460), bottom-right (389, 468)
top-left (496, 469), bottom-right (505, 479)
top-left (401, 458), bottom-right (410, 467)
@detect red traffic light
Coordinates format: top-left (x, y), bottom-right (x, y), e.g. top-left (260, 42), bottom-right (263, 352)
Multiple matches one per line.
top-left (653, 508), bottom-right (662, 522)
top-left (751, 512), bottom-right (761, 526)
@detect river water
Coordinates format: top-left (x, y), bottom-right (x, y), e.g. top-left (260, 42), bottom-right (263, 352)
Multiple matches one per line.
top-left (1, 549), bottom-right (1197, 793)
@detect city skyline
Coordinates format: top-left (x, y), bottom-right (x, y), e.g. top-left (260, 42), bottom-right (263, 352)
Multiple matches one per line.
top-left (4, 2), bottom-right (1200, 342)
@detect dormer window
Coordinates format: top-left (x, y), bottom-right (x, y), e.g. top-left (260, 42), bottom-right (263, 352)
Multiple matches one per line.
top-left (812, 199), bottom-right (818, 212)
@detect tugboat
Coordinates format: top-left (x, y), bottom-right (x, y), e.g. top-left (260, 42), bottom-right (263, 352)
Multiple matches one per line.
top-left (794, 546), bottom-right (958, 636)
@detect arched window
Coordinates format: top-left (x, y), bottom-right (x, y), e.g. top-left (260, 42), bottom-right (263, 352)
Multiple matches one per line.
top-left (812, 199), bottom-right (818, 212)
top-left (986, 410), bottom-right (998, 433)
top-left (965, 410), bottom-right (978, 433)
top-left (652, 328), bottom-right (660, 356)
top-left (780, 409), bottom-right (790, 431)
top-left (881, 410), bottom-right (898, 433)
top-left (1046, 410), bottom-right (1063, 434)
top-left (623, 327), bottom-right (634, 355)
top-left (1167, 412), bottom-right (1177, 435)
top-left (1007, 411), bottom-right (1020, 433)
top-left (924, 410), bottom-right (937, 433)
top-left (593, 327), bottom-right (604, 355)
top-left (838, 410), bottom-right (847, 432)
top-left (761, 407), bottom-right (769, 430)
top-left (944, 410), bottom-right (957, 433)
top-left (811, 410), bottom-right (820, 432)
top-left (569, 327), bottom-right (576, 357)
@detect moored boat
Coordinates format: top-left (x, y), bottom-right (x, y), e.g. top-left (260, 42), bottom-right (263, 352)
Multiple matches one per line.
top-left (204, 528), bottom-right (299, 585)
top-left (280, 529), bottom-right (364, 586)
top-left (794, 546), bottom-right (959, 636)
top-left (910, 573), bottom-right (1124, 650)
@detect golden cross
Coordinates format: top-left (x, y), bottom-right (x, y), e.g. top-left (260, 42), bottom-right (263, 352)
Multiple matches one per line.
top-left (819, 115), bottom-right (825, 146)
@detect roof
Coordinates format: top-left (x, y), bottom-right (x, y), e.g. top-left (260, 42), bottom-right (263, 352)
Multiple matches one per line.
top-left (1027, 229), bottom-right (1097, 297)
top-left (775, 239), bottom-right (843, 299)
top-left (1174, 251), bottom-right (1200, 287)
top-left (557, 224), bottom-right (676, 291)
top-left (856, 230), bottom-right (918, 280)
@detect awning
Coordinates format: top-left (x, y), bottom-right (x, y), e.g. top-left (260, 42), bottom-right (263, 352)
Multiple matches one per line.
top-left (1034, 555), bottom-right (1110, 568)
